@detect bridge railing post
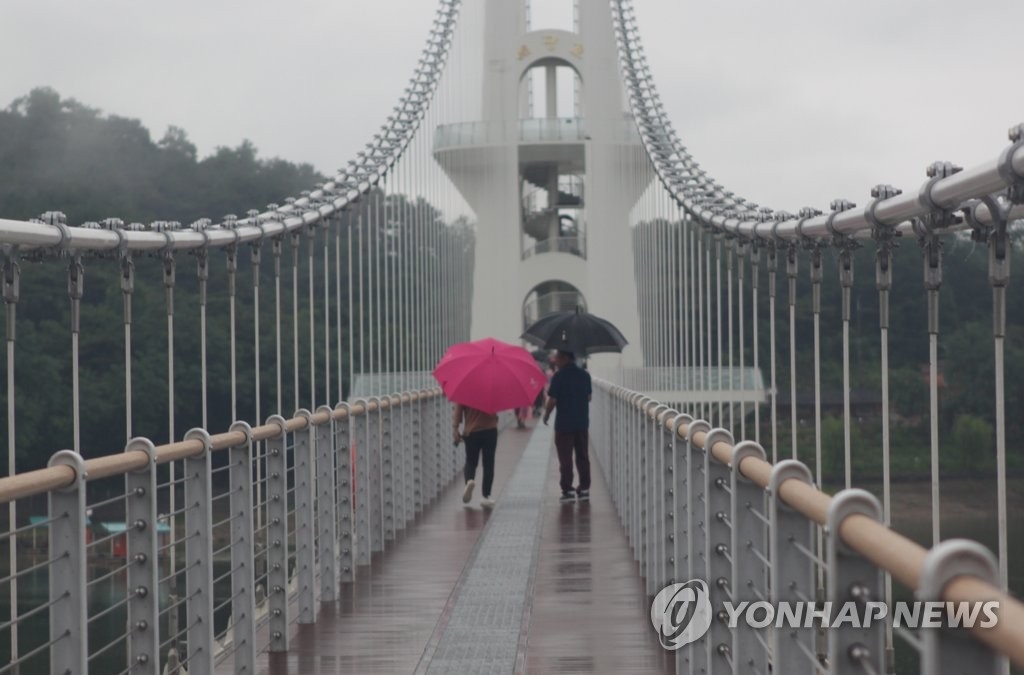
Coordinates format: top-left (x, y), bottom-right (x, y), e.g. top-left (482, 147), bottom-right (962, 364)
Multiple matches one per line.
top-left (183, 428), bottom-right (215, 674)
top-left (656, 408), bottom-right (675, 592)
top-left (918, 540), bottom-right (1005, 674)
top-left (290, 409), bottom-right (313, 626)
top-left (335, 403), bottom-right (355, 583)
top-left (352, 400), bottom-right (370, 568)
top-left (427, 394), bottom-right (439, 505)
top-left (625, 394), bottom-right (636, 555)
top-left (399, 394), bottom-right (412, 530)
top-left (731, 441), bottom-right (769, 674)
top-left (688, 419), bottom-right (712, 589)
top-left (609, 388), bottom-right (621, 516)
top-left (264, 415), bottom-right (290, 651)
top-left (380, 397), bottom-right (396, 544)
top-left (639, 399), bottom-right (654, 581)
top-left (647, 404), bottom-right (670, 594)
top-left (412, 393), bottom-right (424, 515)
top-left (294, 410), bottom-right (316, 624)
top-left (631, 394), bottom-right (648, 561)
top-left (439, 395), bottom-right (450, 493)
top-left (704, 428), bottom-right (735, 672)
top-left (367, 397), bottom-right (384, 554)
top-left (769, 460), bottom-right (816, 675)
top-left (827, 489), bottom-right (886, 675)
top-left (227, 421), bottom-right (257, 674)
top-left (315, 407), bottom-right (337, 603)
top-left (124, 438), bottom-right (160, 673)
top-left (48, 450), bottom-right (88, 674)
top-left (671, 413), bottom-right (694, 675)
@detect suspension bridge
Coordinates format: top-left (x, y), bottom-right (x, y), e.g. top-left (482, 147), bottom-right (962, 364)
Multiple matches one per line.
top-left (1, 0), bottom-right (1023, 673)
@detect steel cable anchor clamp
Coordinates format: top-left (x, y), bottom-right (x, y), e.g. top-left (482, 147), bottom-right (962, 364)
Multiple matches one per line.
top-left (964, 193), bottom-right (1012, 338)
top-left (749, 207), bottom-right (774, 252)
top-left (0, 245), bottom-right (17, 342)
top-left (998, 122), bottom-right (1024, 205)
top-left (766, 208), bottom-right (790, 255)
top-left (827, 200), bottom-right (859, 321)
top-left (793, 207), bottom-right (825, 314)
top-left (35, 210), bottom-right (70, 261)
top-left (913, 159), bottom-right (958, 294)
top-left (915, 162), bottom-right (961, 334)
top-left (865, 183), bottom-right (903, 287)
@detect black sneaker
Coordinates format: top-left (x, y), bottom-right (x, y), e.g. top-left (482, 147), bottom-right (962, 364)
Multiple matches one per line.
top-left (576, 489), bottom-right (590, 501)
top-left (560, 490), bottom-right (576, 503)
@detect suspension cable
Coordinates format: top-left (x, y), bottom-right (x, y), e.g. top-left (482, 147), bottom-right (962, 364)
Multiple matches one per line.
top-left (3, 248), bottom-right (20, 667)
top-left (751, 242), bottom-right (761, 444)
top-left (767, 242), bottom-right (778, 461)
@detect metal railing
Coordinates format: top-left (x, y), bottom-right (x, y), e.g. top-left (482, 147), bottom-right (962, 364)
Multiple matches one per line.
top-left (433, 117), bottom-right (587, 150)
top-left (591, 379), bottom-right (1024, 673)
top-left (521, 235), bottom-right (587, 260)
top-left (0, 390), bottom-right (456, 674)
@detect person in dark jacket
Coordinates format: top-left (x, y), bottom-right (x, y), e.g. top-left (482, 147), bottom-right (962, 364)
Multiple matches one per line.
top-left (542, 350), bottom-right (592, 502)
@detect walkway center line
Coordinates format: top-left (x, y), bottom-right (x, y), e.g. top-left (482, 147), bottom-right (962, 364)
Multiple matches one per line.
top-left (417, 423), bottom-right (553, 675)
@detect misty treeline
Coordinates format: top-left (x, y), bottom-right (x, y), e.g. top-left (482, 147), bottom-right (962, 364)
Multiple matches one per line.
top-left (634, 215), bottom-right (1024, 481)
top-left (0, 88), bottom-right (464, 472)
top-left (0, 87), bottom-right (323, 224)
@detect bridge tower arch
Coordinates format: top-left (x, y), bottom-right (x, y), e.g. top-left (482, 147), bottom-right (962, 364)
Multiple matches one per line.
top-left (433, 0), bottom-right (647, 369)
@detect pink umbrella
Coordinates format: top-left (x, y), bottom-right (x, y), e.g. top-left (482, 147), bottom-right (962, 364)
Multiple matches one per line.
top-left (432, 338), bottom-right (546, 415)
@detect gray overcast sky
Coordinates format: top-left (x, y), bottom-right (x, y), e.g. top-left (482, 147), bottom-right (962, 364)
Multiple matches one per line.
top-left (1, 0), bottom-right (1022, 214)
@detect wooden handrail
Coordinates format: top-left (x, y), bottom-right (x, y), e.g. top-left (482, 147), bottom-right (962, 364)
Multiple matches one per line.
top-left (606, 380), bottom-right (1024, 668)
top-left (0, 388), bottom-right (443, 506)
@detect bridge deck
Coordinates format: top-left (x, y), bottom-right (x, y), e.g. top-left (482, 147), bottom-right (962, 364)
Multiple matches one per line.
top-left (237, 421), bottom-right (673, 674)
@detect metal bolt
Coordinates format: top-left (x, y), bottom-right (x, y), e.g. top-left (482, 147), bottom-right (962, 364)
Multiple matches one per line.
top-left (848, 643), bottom-right (871, 662)
top-left (135, 586), bottom-right (148, 598)
top-left (135, 620), bottom-right (149, 631)
top-left (849, 583), bottom-right (871, 602)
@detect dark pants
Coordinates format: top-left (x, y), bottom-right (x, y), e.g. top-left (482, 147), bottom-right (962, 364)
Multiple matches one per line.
top-left (554, 430), bottom-right (590, 493)
top-left (464, 428), bottom-right (498, 497)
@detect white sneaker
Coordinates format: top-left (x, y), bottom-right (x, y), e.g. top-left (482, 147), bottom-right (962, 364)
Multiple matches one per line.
top-left (480, 496), bottom-right (496, 508)
top-left (462, 479), bottom-right (475, 503)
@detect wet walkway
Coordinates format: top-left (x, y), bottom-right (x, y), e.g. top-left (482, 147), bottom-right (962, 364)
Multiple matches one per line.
top-left (247, 421), bottom-right (673, 674)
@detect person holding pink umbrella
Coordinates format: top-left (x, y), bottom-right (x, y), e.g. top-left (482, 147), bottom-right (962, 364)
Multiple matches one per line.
top-left (452, 404), bottom-right (498, 508)
top-left (433, 337), bottom-right (546, 509)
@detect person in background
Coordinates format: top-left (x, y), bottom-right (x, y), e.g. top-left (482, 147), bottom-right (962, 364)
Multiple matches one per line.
top-left (542, 350), bottom-right (592, 502)
top-left (453, 403), bottom-right (498, 508)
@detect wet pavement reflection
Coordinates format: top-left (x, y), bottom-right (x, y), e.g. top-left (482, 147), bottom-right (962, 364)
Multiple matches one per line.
top-left (523, 454), bottom-right (675, 674)
top-left (224, 424), bottom-right (673, 674)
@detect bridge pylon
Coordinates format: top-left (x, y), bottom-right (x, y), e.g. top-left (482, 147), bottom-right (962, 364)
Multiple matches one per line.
top-left (433, 0), bottom-right (647, 369)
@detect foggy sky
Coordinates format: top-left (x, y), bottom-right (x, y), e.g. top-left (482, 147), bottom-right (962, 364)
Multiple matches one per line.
top-left (1, 0), bottom-right (1022, 215)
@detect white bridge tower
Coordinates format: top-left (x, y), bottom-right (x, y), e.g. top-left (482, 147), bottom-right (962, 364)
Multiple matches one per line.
top-left (433, 0), bottom-right (647, 369)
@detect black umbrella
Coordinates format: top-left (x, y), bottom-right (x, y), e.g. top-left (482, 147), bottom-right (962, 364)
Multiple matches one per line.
top-left (521, 307), bottom-right (628, 356)
top-left (530, 348), bottom-right (551, 363)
